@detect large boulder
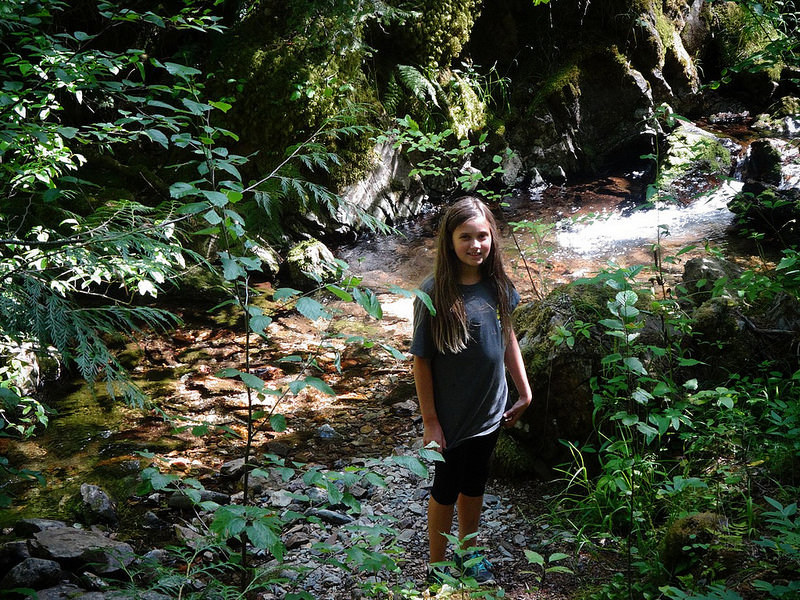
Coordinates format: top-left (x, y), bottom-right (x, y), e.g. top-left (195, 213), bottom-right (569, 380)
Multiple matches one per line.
top-left (28, 528), bottom-right (135, 575)
top-left (282, 238), bottom-right (341, 290)
top-left (509, 47), bottom-right (657, 178)
top-left (680, 256), bottom-right (800, 380)
top-left (0, 557), bottom-right (62, 591)
top-left (729, 137), bottom-right (800, 243)
top-left (509, 282), bottom-right (662, 471)
top-left (78, 484), bottom-right (118, 528)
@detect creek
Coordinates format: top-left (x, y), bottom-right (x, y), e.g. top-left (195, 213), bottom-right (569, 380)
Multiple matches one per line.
top-left (1, 119), bottom-right (765, 532)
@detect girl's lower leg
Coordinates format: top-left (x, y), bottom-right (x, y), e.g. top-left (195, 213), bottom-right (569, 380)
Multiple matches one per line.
top-left (428, 495), bottom-right (456, 563)
top-left (457, 493), bottom-right (484, 549)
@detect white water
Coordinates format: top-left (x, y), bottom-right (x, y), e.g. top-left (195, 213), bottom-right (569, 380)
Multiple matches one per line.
top-left (554, 180), bottom-right (743, 258)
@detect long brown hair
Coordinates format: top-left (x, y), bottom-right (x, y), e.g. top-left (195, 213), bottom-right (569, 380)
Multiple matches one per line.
top-left (431, 196), bottom-right (515, 354)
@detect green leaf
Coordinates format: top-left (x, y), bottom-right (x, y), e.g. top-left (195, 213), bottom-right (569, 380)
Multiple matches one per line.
top-left (240, 372), bottom-right (265, 391)
top-left (624, 357), bottom-right (647, 375)
top-left (247, 520), bottom-right (282, 558)
top-left (524, 550), bottom-right (545, 566)
top-left (353, 287), bottom-right (382, 319)
top-left (391, 455), bottom-right (428, 478)
top-left (202, 190), bottom-right (229, 207)
top-left (296, 297), bottom-right (330, 321)
top-left (274, 288), bottom-right (302, 300)
top-left (381, 344), bottom-right (407, 361)
top-left (270, 414), bottom-right (287, 432)
top-left (209, 100), bottom-right (232, 112)
top-left (413, 288), bottom-right (436, 316)
top-left (163, 62), bottom-right (202, 79)
top-left (221, 254), bottom-right (245, 280)
top-left (304, 376), bottom-right (335, 396)
top-left (326, 284), bottom-right (353, 302)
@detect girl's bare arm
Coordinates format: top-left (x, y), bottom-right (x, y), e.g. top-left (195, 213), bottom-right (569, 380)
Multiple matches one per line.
top-left (503, 328), bottom-right (532, 427)
top-left (413, 355), bottom-right (446, 450)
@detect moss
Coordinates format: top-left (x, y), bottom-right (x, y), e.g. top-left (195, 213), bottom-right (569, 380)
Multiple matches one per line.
top-left (659, 126), bottom-right (732, 189)
top-left (492, 431), bottom-right (538, 478)
top-left (528, 64), bottom-right (581, 116)
top-left (445, 71), bottom-right (487, 138)
top-left (662, 512), bottom-right (728, 573)
top-left (402, 0), bottom-right (482, 68)
top-left (710, 2), bottom-right (784, 80)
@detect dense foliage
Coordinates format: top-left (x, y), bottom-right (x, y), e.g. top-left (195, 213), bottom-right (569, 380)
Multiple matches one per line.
top-left (0, 0), bottom-right (799, 599)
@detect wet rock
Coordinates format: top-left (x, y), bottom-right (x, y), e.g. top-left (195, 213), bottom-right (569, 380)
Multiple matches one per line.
top-left (36, 583), bottom-right (88, 599)
top-left (730, 138), bottom-right (800, 243)
top-left (0, 557), bottom-right (62, 590)
top-left (29, 528), bottom-right (135, 575)
top-left (220, 457), bottom-right (246, 478)
top-left (0, 540), bottom-right (30, 574)
top-left (658, 121), bottom-right (732, 195)
top-left (142, 511), bottom-right (168, 530)
top-left (79, 484), bottom-right (118, 527)
top-left (335, 140), bottom-right (426, 236)
top-left (752, 96), bottom-right (800, 138)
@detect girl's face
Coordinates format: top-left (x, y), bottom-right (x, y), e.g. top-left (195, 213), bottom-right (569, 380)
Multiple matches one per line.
top-left (451, 216), bottom-right (492, 273)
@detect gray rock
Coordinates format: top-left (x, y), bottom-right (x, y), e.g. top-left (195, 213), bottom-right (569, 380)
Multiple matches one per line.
top-left (80, 484), bottom-right (118, 527)
top-left (168, 488), bottom-right (230, 509)
top-left (142, 511), bottom-right (168, 530)
top-left (1, 557), bottom-right (62, 590)
top-left (36, 583), bottom-right (88, 599)
top-left (13, 518), bottom-right (67, 537)
top-left (681, 256), bottom-right (743, 305)
top-left (305, 508), bottom-right (354, 525)
top-left (29, 528), bottom-right (135, 574)
top-left (219, 457), bottom-right (246, 479)
top-left (0, 539), bottom-right (31, 574)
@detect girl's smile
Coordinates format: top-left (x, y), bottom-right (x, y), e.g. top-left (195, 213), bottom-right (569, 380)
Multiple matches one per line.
top-left (451, 216), bottom-right (492, 276)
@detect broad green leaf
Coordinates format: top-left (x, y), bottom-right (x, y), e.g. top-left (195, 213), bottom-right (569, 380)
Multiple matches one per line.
top-left (296, 297), bottom-right (330, 321)
top-left (326, 284), bottom-right (353, 302)
top-left (381, 344), bottom-right (407, 361)
top-left (239, 372), bottom-right (265, 390)
top-left (524, 550), bottom-right (545, 565)
top-left (270, 414), bottom-right (287, 432)
top-left (304, 376), bottom-right (335, 396)
top-left (274, 287), bottom-right (302, 300)
top-left (623, 357), bottom-right (647, 375)
top-left (391, 455), bottom-right (428, 478)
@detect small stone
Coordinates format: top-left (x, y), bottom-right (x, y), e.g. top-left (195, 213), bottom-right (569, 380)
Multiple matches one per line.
top-left (80, 484), bottom-right (118, 527)
top-left (220, 458), bottom-right (246, 478)
top-left (306, 508), bottom-right (354, 525)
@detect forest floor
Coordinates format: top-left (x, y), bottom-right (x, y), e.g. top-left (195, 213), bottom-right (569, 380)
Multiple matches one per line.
top-left (113, 286), bottom-right (623, 599)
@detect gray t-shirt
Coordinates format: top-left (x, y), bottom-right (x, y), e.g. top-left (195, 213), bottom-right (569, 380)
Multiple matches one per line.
top-left (410, 277), bottom-right (520, 449)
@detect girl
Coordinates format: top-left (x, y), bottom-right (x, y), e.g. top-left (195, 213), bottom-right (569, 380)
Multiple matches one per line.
top-left (411, 196), bottom-right (532, 586)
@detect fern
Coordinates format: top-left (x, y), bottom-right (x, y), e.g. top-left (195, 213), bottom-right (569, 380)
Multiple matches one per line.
top-left (397, 64), bottom-right (443, 108)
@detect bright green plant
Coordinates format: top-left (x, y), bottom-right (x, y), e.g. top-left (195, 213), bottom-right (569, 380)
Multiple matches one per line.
top-left (523, 549), bottom-right (573, 589)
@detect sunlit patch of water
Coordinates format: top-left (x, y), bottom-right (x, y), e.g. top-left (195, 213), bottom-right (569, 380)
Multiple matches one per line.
top-left (554, 180), bottom-right (743, 258)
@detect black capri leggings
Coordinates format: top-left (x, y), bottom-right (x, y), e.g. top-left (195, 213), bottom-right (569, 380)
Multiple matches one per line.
top-left (430, 427), bottom-right (501, 506)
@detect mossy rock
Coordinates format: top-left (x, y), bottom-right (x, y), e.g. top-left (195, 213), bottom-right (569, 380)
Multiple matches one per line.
top-left (661, 512), bottom-right (730, 574)
top-left (491, 430), bottom-right (540, 479)
top-left (659, 122), bottom-right (732, 193)
top-left (283, 238), bottom-right (340, 290)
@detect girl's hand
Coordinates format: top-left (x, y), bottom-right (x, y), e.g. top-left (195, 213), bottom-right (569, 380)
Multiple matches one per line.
top-left (423, 421), bottom-right (446, 451)
top-left (503, 396), bottom-right (532, 428)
